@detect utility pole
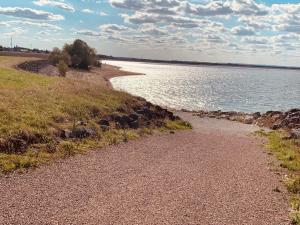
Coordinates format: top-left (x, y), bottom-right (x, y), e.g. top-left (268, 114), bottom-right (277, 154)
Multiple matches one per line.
top-left (10, 36), bottom-right (13, 51)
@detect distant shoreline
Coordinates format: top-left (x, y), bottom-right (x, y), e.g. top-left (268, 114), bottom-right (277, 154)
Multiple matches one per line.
top-left (101, 56), bottom-right (300, 71)
top-left (1, 51), bottom-right (298, 71)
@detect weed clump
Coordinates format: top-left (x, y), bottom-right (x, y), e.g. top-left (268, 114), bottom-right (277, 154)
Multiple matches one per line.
top-left (286, 176), bottom-right (300, 194)
top-left (61, 141), bottom-right (76, 157)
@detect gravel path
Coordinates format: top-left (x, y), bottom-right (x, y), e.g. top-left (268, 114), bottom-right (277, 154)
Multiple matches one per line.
top-left (0, 113), bottom-right (290, 225)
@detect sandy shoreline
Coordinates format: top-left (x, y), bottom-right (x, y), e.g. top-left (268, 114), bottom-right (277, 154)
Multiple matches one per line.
top-left (60, 63), bottom-right (142, 89)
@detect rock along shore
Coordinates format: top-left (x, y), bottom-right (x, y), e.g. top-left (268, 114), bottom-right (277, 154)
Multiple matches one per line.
top-left (194, 108), bottom-right (300, 139)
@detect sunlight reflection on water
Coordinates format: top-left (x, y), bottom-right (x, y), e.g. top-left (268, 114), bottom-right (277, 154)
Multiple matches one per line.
top-left (106, 60), bottom-right (300, 112)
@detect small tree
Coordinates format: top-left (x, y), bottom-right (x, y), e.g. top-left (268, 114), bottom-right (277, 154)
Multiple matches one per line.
top-left (49, 39), bottom-right (98, 71)
top-left (57, 60), bottom-right (68, 77)
top-left (63, 39), bottom-right (97, 70)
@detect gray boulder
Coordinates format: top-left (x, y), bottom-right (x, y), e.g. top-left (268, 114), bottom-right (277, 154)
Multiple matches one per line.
top-left (244, 116), bottom-right (254, 124)
top-left (60, 129), bottom-right (72, 139)
top-left (128, 120), bottom-right (139, 129)
top-left (252, 112), bottom-right (261, 120)
top-left (71, 128), bottom-right (95, 139)
top-left (98, 119), bottom-right (110, 127)
top-left (129, 113), bottom-right (139, 121)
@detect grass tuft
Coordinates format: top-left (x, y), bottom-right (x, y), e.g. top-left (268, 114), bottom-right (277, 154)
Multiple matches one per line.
top-left (164, 120), bottom-right (192, 130)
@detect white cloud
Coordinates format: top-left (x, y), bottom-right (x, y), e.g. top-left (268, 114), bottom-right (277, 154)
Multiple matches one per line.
top-left (232, 26), bottom-right (255, 36)
top-left (271, 3), bottom-right (300, 15)
top-left (99, 11), bottom-right (108, 16)
top-left (0, 22), bottom-right (10, 27)
top-left (272, 14), bottom-right (300, 34)
top-left (33, 0), bottom-right (75, 12)
top-left (106, 0), bottom-right (300, 56)
top-left (272, 33), bottom-right (300, 43)
top-left (275, 24), bottom-right (300, 34)
top-left (37, 30), bottom-right (50, 35)
top-left (82, 9), bottom-right (95, 14)
top-left (99, 24), bottom-right (129, 33)
top-left (75, 29), bottom-right (101, 36)
top-left (111, 0), bottom-right (269, 17)
top-left (181, 1), bottom-right (233, 16)
top-left (7, 20), bottom-right (62, 30)
top-left (4, 27), bottom-right (26, 36)
top-left (230, 0), bottom-right (269, 16)
top-left (109, 0), bottom-right (146, 11)
top-left (0, 7), bottom-right (64, 20)
top-left (238, 16), bottom-right (271, 30)
top-left (140, 25), bottom-right (167, 36)
top-left (242, 36), bottom-right (269, 45)
top-left (1, 0), bottom-right (299, 65)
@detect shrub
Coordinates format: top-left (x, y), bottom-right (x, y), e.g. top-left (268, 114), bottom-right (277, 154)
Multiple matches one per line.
top-left (48, 47), bottom-right (70, 66)
top-left (48, 47), bottom-right (60, 65)
top-left (57, 60), bottom-right (68, 77)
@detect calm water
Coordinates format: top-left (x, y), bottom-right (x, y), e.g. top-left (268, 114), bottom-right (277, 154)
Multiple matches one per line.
top-left (107, 60), bottom-right (300, 113)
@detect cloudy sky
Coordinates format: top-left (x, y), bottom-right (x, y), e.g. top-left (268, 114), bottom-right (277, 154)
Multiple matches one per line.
top-left (0, 0), bottom-right (299, 66)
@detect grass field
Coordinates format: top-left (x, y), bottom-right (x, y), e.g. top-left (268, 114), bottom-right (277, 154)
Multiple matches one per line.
top-left (0, 56), bottom-right (190, 173)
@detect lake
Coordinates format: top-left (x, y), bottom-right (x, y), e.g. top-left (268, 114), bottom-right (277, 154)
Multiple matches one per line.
top-left (107, 60), bottom-right (300, 113)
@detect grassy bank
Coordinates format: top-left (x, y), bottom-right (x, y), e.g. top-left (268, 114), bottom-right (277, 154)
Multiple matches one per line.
top-left (258, 130), bottom-right (300, 224)
top-left (0, 56), bottom-right (191, 173)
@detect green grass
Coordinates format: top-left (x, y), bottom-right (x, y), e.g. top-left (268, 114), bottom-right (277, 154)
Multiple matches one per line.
top-left (0, 67), bottom-right (139, 136)
top-left (164, 120), bottom-right (192, 130)
top-left (0, 57), bottom-right (191, 173)
top-left (261, 131), bottom-right (300, 224)
top-left (267, 132), bottom-right (300, 171)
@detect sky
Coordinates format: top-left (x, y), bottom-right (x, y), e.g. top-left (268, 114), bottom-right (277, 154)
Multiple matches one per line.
top-left (0, 0), bottom-right (299, 66)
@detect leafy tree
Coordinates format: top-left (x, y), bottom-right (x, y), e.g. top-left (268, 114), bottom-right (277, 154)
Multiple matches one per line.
top-left (49, 39), bottom-right (98, 70)
top-left (63, 39), bottom-right (97, 70)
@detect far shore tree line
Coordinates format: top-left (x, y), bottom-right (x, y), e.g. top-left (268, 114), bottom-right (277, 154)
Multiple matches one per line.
top-left (48, 39), bottom-right (101, 76)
